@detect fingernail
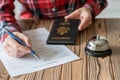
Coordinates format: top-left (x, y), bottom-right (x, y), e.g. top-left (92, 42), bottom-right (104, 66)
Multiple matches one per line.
top-left (27, 44), bottom-right (31, 47)
top-left (27, 42), bottom-right (31, 47)
top-left (64, 16), bottom-right (68, 19)
top-left (27, 49), bottom-right (31, 53)
top-left (78, 27), bottom-right (81, 31)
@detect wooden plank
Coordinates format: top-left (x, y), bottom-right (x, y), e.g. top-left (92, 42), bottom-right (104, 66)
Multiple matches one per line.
top-left (86, 22), bottom-right (98, 80)
top-left (61, 63), bottom-right (72, 80)
top-left (86, 19), bottom-right (113, 80)
top-left (0, 61), bottom-right (10, 80)
top-left (42, 66), bottom-right (62, 80)
top-left (79, 30), bottom-right (88, 80)
top-left (60, 25), bottom-right (88, 80)
top-left (9, 71), bottom-right (43, 80)
top-left (71, 29), bottom-right (88, 80)
top-left (69, 36), bottom-right (81, 80)
top-left (17, 20), bottom-right (34, 31)
top-left (30, 19), bottom-right (53, 30)
top-left (95, 20), bottom-right (113, 80)
top-left (106, 19), bottom-right (120, 80)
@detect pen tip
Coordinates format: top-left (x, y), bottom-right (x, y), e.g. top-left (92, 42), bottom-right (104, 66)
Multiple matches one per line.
top-left (34, 54), bottom-right (40, 59)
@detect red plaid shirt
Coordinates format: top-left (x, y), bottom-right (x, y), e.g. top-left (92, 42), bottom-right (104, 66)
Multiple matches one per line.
top-left (0, 0), bottom-right (107, 42)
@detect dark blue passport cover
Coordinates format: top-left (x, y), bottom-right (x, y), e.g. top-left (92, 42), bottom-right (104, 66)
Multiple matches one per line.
top-left (47, 18), bottom-right (80, 45)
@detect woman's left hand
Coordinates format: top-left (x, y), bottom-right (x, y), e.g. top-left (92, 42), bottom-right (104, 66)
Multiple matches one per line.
top-left (65, 7), bottom-right (92, 31)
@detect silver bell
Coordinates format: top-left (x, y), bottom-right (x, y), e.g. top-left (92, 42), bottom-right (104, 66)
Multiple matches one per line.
top-left (85, 35), bottom-right (112, 57)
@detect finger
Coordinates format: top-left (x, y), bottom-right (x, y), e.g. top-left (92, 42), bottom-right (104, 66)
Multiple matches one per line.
top-left (78, 16), bottom-right (92, 31)
top-left (4, 44), bottom-right (16, 57)
top-left (4, 46), bottom-right (28, 58)
top-left (65, 10), bottom-right (80, 19)
top-left (16, 51), bottom-right (29, 58)
top-left (13, 32), bottom-right (31, 47)
top-left (4, 37), bottom-right (30, 58)
top-left (6, 43), bottom-right (29, 57)
top-left (7, 37), bottom-right (30, 53)
top-left (78, 17), bottom-right (87, 30)
top-left (4, 49), bottom-right (13, 57)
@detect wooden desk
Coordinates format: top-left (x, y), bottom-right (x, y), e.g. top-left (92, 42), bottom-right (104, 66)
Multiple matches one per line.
top-left (0, 19), bottom-right (120, 80)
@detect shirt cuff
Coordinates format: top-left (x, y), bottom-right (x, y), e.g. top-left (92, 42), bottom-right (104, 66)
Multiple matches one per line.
top-left (0, 22), bottom-right (21, 43)
top-left (0, 28), bottom-right (19, 43)
top-left (83, 3), bottom-right (93, 12)
top-left (83, 3), bottom-right (95, 21)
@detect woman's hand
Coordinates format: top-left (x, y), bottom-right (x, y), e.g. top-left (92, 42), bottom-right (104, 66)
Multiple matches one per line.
top-left (65, 7), bottom-right (92, 31)
top-left (3, 32), bottom-right (31, 58)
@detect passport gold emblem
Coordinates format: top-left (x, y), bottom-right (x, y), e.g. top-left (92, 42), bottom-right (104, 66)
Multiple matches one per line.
top-left (57, 20), bottom-right (70, 35)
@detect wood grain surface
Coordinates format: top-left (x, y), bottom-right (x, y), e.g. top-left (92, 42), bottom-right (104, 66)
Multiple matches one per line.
top-left (0, 19), bottom-right (120, 80)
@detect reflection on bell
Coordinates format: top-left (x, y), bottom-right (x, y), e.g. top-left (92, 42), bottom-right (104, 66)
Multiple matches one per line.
top-left (85, 35), bottom-right (112, 57)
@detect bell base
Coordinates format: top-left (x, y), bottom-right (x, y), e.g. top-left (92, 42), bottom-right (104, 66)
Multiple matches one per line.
top-left (85, 48), bottom-right (112, 57)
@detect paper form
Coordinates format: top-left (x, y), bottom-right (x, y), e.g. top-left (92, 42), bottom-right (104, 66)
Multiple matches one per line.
top-left (0, 28), bottom-right (79, 77)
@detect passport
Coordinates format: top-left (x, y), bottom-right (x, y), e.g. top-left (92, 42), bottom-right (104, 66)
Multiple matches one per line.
top-left (47, 18), bottom-right (80, 45)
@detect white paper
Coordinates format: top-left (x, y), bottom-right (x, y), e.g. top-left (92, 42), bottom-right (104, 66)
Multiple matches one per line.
top-left (0, 28), bottom-right (79, 77)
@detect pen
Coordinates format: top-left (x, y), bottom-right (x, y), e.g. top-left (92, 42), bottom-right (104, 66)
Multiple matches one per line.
top-left (3, 28), bottom-right (40, 59)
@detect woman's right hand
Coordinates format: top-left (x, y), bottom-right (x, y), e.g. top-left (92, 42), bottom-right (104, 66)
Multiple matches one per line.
top-left (3, 32), bottom-right (31, 58)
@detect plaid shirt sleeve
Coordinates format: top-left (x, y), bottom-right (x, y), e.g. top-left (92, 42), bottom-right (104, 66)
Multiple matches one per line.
top-left (83, 0), bottom-right (108, 17)
top-left (0, 0), bottom-right (21, 43)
